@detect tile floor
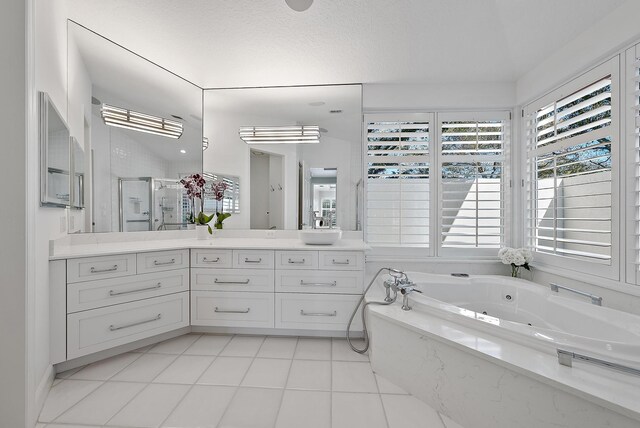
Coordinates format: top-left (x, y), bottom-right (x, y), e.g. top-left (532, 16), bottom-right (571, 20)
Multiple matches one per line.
top-left (38, 334), bottom-right (465, 428)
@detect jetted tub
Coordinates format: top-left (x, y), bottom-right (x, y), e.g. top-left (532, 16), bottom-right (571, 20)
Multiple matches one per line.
top-left (397, 273), bottom-right (640, 371)
top-left (367, 273), bottom-right (640, 428)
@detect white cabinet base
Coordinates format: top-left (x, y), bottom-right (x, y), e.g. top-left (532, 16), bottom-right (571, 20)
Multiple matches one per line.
top-left (67, 292), bottom-right (189, 359)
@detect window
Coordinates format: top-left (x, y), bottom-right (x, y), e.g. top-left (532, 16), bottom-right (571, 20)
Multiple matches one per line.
top-left (524, 58), bottom-right (619, 277)
top-left (439, 113), bottom-right (509, 253)
top-left (365, 113), bottom-right (433, 247)
top-left (365, 111), bottom-right (510, 256)
top-left (628, 44), bottom-right (640, 284)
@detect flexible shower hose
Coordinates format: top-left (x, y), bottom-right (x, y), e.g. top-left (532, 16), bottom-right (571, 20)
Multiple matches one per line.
top-left (346, 267), bottom-right (404, 354)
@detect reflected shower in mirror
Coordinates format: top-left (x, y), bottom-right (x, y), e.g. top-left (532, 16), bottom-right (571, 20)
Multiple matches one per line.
top-left (204, 84), bottom-right (362, 230)
top-left (67, 21), bottom-right (203, 233)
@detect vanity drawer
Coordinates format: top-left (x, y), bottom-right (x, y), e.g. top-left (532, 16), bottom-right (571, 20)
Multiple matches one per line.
top-left (275, 270), bottom-right (363, 294)
top-left (191, 249), bottom-right (233, 268)
top-left (232, 250), bottom-right (274, 269)
top-left (67, 254), bottom-right (137, 283)
top-left (318, 251), bottom-right (364, 271)
top-left (67, 292), bottom-right (189, 359)
top-left (191, 291), bottom-right (275, 328)
top-left (275, 251), bottom-right (318, 270)
top-left (67, 269), bottom-right (189, 313)
top-left (137, 249), bottom-right (189, 274)
top-left (275, 293), bottom-right (362, 331)
top-left (191, 268), bottom-right (274, 292)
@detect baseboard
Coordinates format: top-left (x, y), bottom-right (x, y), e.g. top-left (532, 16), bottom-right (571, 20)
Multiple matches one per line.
top-left (34, 364), bottom-right (54, 421)
top-left (54, 326), bottom-right (191, 372)
top-left (191, 325), bottom-right (364, 338)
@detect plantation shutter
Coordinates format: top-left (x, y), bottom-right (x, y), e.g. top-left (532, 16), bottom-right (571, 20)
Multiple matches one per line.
top-left (366, 113), bottom-right (433, 246)
top-left (439, 112), bottom-right (509, 251)
top-left (525, 72), bottom-right (614, 264)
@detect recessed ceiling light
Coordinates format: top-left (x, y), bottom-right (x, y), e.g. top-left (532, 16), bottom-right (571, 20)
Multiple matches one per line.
top-left (180, 149), bottom-right (187, 154)
top-left (309, 101), bottom-right (325, 106)
top-left (285, 0), bottom-right (313, 12)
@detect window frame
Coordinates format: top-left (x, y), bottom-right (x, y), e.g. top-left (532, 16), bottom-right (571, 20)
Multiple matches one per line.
top-left (363, 111), bottom-right (511, 258)
top-left (523, 57), bottom-right (620, 280)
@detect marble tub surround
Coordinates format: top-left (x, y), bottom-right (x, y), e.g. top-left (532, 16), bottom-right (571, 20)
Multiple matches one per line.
top-left (50, 229), bottom-right (368, 260)
top-left (40, 334), bottom-right (462, 428)
top-left (368, 304), bottom-right (640, 428)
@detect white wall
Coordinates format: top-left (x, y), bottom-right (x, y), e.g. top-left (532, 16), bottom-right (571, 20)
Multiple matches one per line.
top-left (363, 82), bottom-right (516, 111)
top-left (516, 0), bottom-right (640, 105)
top-left (250, 154), bottom-right (270, 229)
top-left (1, 1), bottom-right (29, 426)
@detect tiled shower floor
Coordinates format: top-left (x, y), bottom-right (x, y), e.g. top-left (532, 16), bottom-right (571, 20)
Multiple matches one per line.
top-left (37, 334), bottom-right (464, 428)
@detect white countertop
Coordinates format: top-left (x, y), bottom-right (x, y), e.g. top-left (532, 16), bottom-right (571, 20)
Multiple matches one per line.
top-left (50, 235), bottom-right (369, 260)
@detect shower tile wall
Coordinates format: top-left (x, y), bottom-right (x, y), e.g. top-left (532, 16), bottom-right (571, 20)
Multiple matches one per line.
top-left (92, 117), bottom-right (169, 232)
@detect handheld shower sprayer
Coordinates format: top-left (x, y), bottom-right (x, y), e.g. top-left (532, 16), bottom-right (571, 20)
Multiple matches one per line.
top-left (346, 267), bottom-right (412, 354)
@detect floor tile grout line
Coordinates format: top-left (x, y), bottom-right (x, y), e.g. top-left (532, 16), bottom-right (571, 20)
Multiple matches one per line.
top-left (213, 335), bottom-right (262, 428)
top-left (330, 337), bottom-right (333, 427)
top-left (102, 333), bottom-right (203, 427)
top-left (269, 336), bottom-right (298, 427)
top-left (372, 365), bottom-right (392, 428)
top-left (155, 333), bottom-right (234, 428)
top-left (41, 380), bottom-right (106, 424)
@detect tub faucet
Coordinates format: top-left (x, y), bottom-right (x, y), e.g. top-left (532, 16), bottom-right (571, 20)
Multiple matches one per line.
top-left (398, 283), bottom-right (422, 311)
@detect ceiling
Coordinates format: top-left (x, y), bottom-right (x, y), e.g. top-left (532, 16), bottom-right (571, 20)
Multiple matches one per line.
top-left (65, 0), bottom-right (627, 88)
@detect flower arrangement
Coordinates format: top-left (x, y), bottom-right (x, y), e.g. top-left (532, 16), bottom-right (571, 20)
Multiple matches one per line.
top-left (498, 247), bottom-right (533, 278)
top-left (180, 173), bottom-right (215, 234)
top-left (211, 180), bottom-right (231, 229)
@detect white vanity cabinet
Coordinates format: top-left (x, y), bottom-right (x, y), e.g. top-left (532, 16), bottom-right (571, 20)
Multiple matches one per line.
top-left (51, 249), bottom-right (190, 363)
top-left (51, 242), bottom-right (367, 364)
top-left (274, 250), bottom-right (364, 331)
top-left (191, 249), bottom-right (276, 328)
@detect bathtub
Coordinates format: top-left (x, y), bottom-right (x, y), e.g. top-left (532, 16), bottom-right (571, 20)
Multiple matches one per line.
top-left (366, 273), bottom-right (640, 428)
top-left (401, 273), bottom-right (640, 371)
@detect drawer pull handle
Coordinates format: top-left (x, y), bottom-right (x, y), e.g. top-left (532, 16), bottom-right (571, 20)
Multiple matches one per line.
top-left (153, 258), bottom-right (175, 266)
top-left (203, 257), bottom-right (220, 263)
top-left (300, 310), bottom-right (337, 317)
top-left (244, 258), bottom-right (262, 263)
top-left (90, 265), bottom-right (118, 273)
top-left (300, 280), bottom-right (337, 287)
top-left (332, 259), bottom-right (350, 265)
top-left (109, 313), bottom-right (162, 331)
top-left (214, 279), bottom-right (250, 285)
top-left (109, 283), bottom-right (162, 296)
top-left (288, 258), bottom-right (306, 264)
top-left (214, 307), bottom-right (250, 314)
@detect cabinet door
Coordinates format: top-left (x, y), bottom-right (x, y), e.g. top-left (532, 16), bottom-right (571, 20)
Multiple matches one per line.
top-left (318, 251), bottom-right (364, 271)
top-left (232, 250), bottom-right (275, 269)
top-left (191, 291), bottom-right (275, 328)
top-left (67, 269), bottom-right (189, 313)
top-left (137, 249), bottom-right (189, 274)
top-left (191, 268), bottom-right (274, 292)
top-left (67, 254), bottom-right (137, 283)
top-left (275, 270), bottom-right (363, 294)
top-left (275, 293), bottom-right (362, 331)
top-left (191, 249), bottom-right (233, 268)
top-left (67, 292), bottom-right (189, 359)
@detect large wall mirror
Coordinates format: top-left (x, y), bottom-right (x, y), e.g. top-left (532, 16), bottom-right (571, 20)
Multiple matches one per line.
top-left (67, 21), bottom-right (203, 233)
top-left (203, 84), bottom-right (362, 230)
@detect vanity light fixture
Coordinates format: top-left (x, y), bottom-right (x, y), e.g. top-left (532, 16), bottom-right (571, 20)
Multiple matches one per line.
top-left (239, 125), bottom-right (321, 144)
top-left (101, 104), bottom-right (183, 139)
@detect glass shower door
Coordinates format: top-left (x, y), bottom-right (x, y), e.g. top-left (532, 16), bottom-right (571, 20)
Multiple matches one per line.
top-left (119, 177), bottom-right (152, 232)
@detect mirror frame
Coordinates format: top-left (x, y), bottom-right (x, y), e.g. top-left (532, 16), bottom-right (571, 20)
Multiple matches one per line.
top-left (39, 91), bottom-right (71, 208)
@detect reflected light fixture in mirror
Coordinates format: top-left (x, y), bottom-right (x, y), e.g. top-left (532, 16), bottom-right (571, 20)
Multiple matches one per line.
top-left (101, 104), bottom-right (184, 139)
top-left (239, 125), bottom-right (320, 144)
